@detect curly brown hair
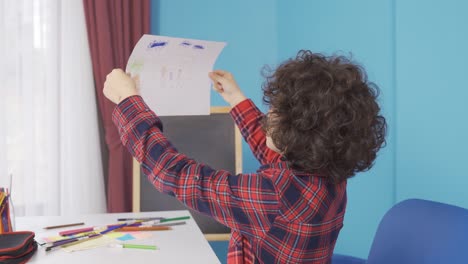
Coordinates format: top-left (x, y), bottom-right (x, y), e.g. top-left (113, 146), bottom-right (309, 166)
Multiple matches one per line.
top-left (262, 50), bottom-right (387, 183)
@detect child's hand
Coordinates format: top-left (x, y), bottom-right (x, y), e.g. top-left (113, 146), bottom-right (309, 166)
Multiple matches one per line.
top-left (209, 70), bottom-right (247, 107)
top-left (103, 69), bottom-right (139, 104)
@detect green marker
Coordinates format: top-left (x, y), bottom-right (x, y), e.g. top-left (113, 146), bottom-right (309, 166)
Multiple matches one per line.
top-left (160, 216), bottom-right (190, 223)
top-left (119, 243), bottom-right (157, 250)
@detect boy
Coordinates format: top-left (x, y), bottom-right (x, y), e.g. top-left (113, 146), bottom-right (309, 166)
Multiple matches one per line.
top-left (103, 50), bottom-right (386, 263)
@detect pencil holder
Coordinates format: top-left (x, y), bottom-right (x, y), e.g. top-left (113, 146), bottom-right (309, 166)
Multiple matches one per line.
top-left (0, 188), bottom-right (15, 233)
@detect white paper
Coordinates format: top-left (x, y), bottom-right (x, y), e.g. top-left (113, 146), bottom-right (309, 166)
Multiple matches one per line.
top-left (61, 236), bottom-right (114, 252)
top-left (126, 34), bottom-right (226, 116)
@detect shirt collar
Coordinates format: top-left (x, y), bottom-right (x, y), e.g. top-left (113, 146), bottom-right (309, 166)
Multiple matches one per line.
top-left (258, 157), bottom-right (326, 178)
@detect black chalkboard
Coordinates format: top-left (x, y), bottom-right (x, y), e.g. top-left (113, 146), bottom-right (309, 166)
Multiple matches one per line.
top-left (138, 111), bottom-right (240, 234)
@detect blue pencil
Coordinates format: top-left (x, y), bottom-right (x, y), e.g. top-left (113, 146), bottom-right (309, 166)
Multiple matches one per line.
top-left (100, 222), bottom-right (128, 234)
top-left (117, 217), bottom-right (164, 221)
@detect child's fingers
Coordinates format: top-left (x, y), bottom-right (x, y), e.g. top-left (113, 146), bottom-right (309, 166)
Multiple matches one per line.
top-left (208, 72), bottom-right (223, 82)
top-left (212, 70), bottom-right (233, 79)
top-left (208, 72), bottom-right (225, 92)
top-left (211, 82), bottom-right (224, 93)
top-left (212, 69), bottom-right (229, 75)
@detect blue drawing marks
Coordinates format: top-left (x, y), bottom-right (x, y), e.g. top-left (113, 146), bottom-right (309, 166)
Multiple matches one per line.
top-left (179, 41), bottom-right (205, 50)
top-left (180, 41), bottom-right (191, 47)
top-left (148, 39), bottom-right (205, 51)
top-left (148, 40), bottom-right (168, 49)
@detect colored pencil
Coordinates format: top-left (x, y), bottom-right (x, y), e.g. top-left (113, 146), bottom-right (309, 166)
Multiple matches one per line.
top-left (154, 221), bottom-right (186, 227)
top-left (101, 222), bottom-right (129, 234)
top-left (116, 217), bottom-right (164, 221)
top-left (117, 243), bottom-right (157, 250)
top-left (45, 222), bottom-right (131, 250)
top-left (159, 216), bottom-right (190, 223)
top-left (58, 226), bottom-right (97, 236)
top-left (119, 226), bottom-right (172, 232)
top-left (44, 222), bottom-right (85, 230)
top-left (45, 233), bottom-right (101, 251)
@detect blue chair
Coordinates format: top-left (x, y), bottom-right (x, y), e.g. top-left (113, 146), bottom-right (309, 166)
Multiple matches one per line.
top-left (209, 240), bottom-right (229, 264)
top-left (333, 198), bottom-right (468, 264)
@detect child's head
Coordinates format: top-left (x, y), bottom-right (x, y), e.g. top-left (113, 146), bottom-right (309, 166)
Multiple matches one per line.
top-left (262, 50), bottom-right (387, 183)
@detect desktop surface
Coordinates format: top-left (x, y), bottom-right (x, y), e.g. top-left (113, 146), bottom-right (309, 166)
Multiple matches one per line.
top-left (16, 210), bottom-right (221, 264)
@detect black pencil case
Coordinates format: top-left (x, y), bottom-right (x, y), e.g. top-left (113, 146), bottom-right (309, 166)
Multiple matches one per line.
top-left (0, 231), bottom-right (38, 264)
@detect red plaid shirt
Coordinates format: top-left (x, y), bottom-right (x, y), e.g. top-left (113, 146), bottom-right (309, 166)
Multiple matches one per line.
top-left (113, 96), bottom-right (347, 264)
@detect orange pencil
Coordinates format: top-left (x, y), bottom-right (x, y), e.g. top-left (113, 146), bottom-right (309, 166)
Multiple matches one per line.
top-left (119, 226), bottom-right (172, 232)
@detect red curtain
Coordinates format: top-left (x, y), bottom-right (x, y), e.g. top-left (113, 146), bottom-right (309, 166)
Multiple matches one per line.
top-left (83, 0), bottom-right (150, 212)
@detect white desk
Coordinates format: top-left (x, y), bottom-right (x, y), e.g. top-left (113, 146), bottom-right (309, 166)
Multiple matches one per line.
top-left (16, 210), bottom-right (221, 264)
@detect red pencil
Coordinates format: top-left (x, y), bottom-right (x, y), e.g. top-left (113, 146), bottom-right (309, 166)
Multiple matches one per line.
top-left (59, 227), bottom-right (96, 236)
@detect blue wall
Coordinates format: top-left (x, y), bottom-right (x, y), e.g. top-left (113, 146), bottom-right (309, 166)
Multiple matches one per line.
top-left (151, 0), bottom-right (278, 173)
top-left (152, 0), bottom-right (468, 259)
top-left (395, 0), bottom-right (468, 207)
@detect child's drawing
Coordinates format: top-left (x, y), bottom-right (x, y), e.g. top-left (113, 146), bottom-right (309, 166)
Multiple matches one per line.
top-left (125, 34), bottom-right (226, 116)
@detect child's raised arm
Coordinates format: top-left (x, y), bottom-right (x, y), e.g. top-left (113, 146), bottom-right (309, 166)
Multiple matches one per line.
top-left (209, 71), bottom-right (281, 164)
top-left (111, 95), bottom-right (280, 242)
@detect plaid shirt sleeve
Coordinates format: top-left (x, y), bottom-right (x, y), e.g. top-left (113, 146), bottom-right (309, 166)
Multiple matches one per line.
top-left (230, 99), bottom-right (281, 165)
top-left (112, 96), bottom-right (279, 240)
